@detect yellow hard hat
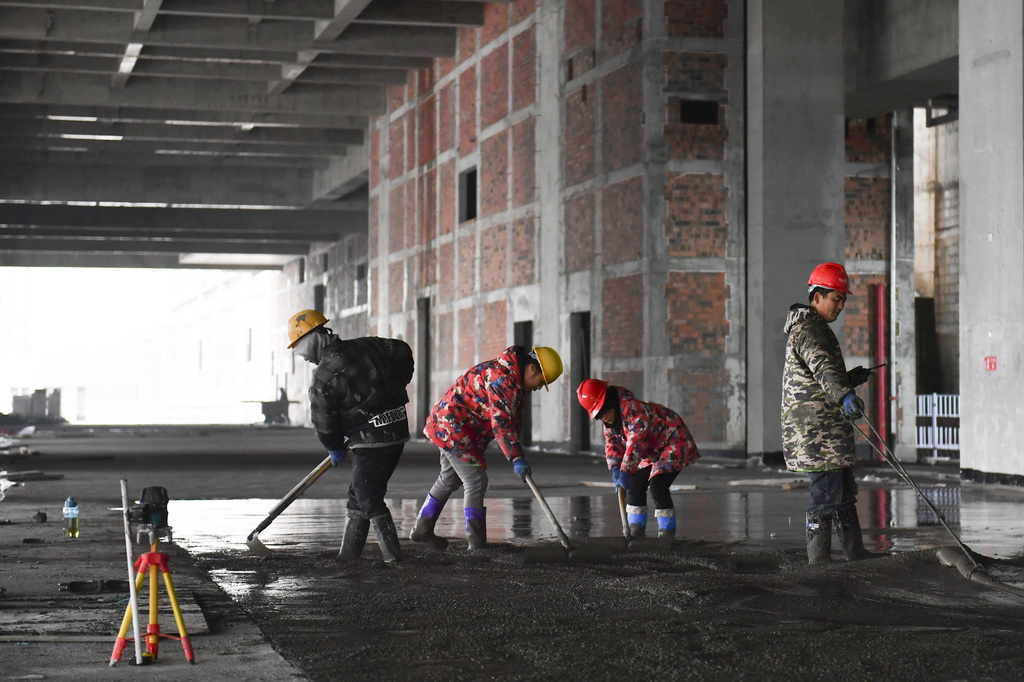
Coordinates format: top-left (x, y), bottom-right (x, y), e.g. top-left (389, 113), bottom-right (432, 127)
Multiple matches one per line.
top-left (532, 346), bottom-right (563, 391)
top-left (286, 309), bottom-right (329, 349)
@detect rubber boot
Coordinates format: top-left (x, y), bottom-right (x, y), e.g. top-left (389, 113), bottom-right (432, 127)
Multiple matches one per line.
top-left (806, 512), bottom-right (833, 565)
top-left (627, 505), bottom-right (647, 539)
top-left (337, 510), bottom-right (370, 561)
top-left (409, 494), bottom-right (449, 549)
top-left (834, 506), bottom-right (873, 561)
top-left (464, 507), bottom-right (487, 550)
top-left (370, 511), bottom-right (402, 564)
top-left (655, 508), bottom-right (676, 540)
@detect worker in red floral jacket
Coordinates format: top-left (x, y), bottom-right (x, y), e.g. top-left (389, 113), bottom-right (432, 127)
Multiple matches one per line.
top-left (576, 379), bottom-right (700, 540)
top-left (410, 345), bottom-right (562, 550)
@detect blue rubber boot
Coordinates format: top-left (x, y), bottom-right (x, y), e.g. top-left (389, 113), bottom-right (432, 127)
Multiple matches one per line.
top-left (626, 505), bottom-right (647, 539)
top-left (409, 494), bottom-right (449, 550)
top-left (464, 507), bottom-right (487, 550)
top-left (655, 508), bottom-right (676, 540)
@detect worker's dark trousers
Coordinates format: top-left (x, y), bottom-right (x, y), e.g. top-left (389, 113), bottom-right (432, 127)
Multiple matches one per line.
top-left (626, 466), bottom-right (679, 510)
top-left (347, 444), bottom-right (403, 518)
top-left (807, 468), bottom-right (857, 516)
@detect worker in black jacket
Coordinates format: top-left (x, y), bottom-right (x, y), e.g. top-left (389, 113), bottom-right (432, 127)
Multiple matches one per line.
top-left (287, 309), bottom-right (414, 563)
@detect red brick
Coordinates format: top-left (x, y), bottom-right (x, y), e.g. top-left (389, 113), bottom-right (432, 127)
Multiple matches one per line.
top-left (846, 177), bottom-right (890, 260)
top-left (458, 233), bottom-right (476, 298)
top-left (435, 310), bottom-right (454, 372)
top-left (369, 127), bottom-right (380, 189)
top-left (665, 0), bottom-right (728, 39)
top-left (482, 3), bottom-right (509, 45)
top-left (419, 168), bottom-right (437, 246)
top-left (664, 173), bottom-right (729, 258)
top-left (564, 192), bottom-right (595, 272)
top-left (565, 86), bottom-right (596, 185)
top-left (459, 67), bottom-right (477, 157)
top-left (389, 84), bottom-right (405, 112)
top-left (439, 160), bottom-right (456, 235)
top-left (418, 247), bottom-right (436, 289)
top-left (602, 274), bottom-right (644, 358)
top-left (481, 44), bottom-right (510, 129)
top-left (846, 116), bottom-right (891, 164)
top-left (418, 94), bottom-right (436, 168)
top-left (512, 27), bottom-right (536, 111)
top-left (601, 0), bottom-right (642, 60)
top-left (601, 63), bottom-right (644, 172)
top-left (512, 0), bottom-right (536, 25)
top-left (438, 82), bottom-right (455, 152)
top-left (457, 306), bottom-right (477, 369)
top-left (512, 118), bottom-right (535, 208)
top-left (458, 26), bottom-right (477, 64)
top-left (511, 215), bottom-right (536, 286)
top-left (843, 275), bottom-right (886, 358)
top-left (389, 260), bottom-right (405, 313)
top-left (389, 116), bottom-right (404, 180)
top-left (480, 223), bottom-right (508, 292)
top-left (481, 299), bottom-right (508, 360)
top-left (565, 0), bottom-right (596, 54)
top-left (405, 178), bottom-right (417, 249)
top-left (439, 241), bottom-right (455, 301)
top-left (605, 371), bottom-right (645, 400)
top-left (665, 272), bottom-right (727, 354)
top-left (389, 183), bottom-right (405, 252)
top-left (368, 195), bottom-right (379, 261)
top-left (602, 175), bottom-right (644, 265)
top-left (670, 367), bottom-right (727, 441)
top-left (480, 130), bottom-right (509, 218)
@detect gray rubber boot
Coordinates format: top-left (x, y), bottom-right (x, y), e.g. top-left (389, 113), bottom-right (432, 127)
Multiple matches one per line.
top-left (337, 510), bottom-right (370, 561)
top-left (409, 494), bottom-right (449, 549)
top-left (806, 513), bottom-right (833, 565)
top-left (370, 511), bottom-right (403, 563)
top-left (464, 507), bottom-right (487, 550)
top-left (834, 506), bottom-right (873, 560)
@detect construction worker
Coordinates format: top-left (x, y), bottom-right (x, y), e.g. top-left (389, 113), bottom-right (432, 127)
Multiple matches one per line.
top-left (576, 379), bottom-right (700, 539)
top-left (410, 345), bottom-right (562, 550)
top-left (782, 263), bottom-right (877, 564)
top-left (287, 309), bottom-right (414, 564)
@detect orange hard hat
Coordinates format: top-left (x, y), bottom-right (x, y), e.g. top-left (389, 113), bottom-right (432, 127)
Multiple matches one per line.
top-left (576, 379), bottom-right (609, 419)
top-left (286, 309), bottom-right (329, 349)
top-left (807, 262), bottom-right (851, 294)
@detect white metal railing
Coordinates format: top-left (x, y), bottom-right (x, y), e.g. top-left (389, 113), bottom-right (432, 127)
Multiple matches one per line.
top-left (916, 393), bottom-right (960, 459)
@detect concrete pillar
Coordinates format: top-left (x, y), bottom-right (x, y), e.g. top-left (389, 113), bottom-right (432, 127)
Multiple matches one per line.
top-left (892, 109), bottom-right (919, 461)
top-left (959, 0), bottom-right (1024, 480)
top-left (745, 0), bottom-right (845, 455)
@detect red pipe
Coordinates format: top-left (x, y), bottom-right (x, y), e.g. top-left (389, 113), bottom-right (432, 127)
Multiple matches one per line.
top-left (875, 283), bottom-right (888, 453)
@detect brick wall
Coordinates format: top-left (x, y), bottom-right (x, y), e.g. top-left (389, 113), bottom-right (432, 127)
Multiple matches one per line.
top-left (602, 175), bottom-right (644, 264)
top-left (564, 192), bottom-right (595, 273)
top-left (601, 63), bottom-right (644, 172)
top-left (670, 367), bottom-right (729, 441)
top-left (481, 45), bottom-right (509, 129)
top-left (845, 176), bottom-right (889, 260)
top-left (664, 173), bottom-right (728, 258)
top-left (602, 0), bottom-right (643, 58)
top-left (481, 299), bottom-right (509, 360)
top-left (665, 0), bottom-right (728, 38)
top-left (602, 273), bottom-right (644, 358)
top-left (480, 130), bottom-right (509, 218)
top-left (512, 26), bottom-right (536, 111)
top-left (565, 87), bottom-right (596, 184)
top-left (512, 118), bottom-right (535, 207)
top-left (511, 216), bottom-right (536, 286)
top-left (665, 272), bottom-right (728, 355)
top-left (480, 223), bottom-right (507, 292)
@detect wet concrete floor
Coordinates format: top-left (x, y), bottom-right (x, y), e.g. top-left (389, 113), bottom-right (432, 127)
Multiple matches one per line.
top-left (4, 426), bottom-right (1024, 680)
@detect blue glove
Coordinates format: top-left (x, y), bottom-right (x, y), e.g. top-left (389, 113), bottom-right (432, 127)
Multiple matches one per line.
top-left (512, 457), bottom-right (531, 481)
top-left (610, 469), bottom-right (620, 486)
top-left (615, 470), bottom-right (633, 491)
top-left (328, 449), bottom-right (348, 466)
top-left (841, 392), bottom-right (865, 418)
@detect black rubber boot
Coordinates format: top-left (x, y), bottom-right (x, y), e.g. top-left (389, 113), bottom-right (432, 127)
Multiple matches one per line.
top-left (409, 495), bottom-right (449, 549)
top-left (370, 511), bottom-right (402, 564)
top-left (465, 507), bottom-right (487, 550)
top-left (806, 513), bottom-right (833, 565)
top-left (337, 510), bottom-right (370, 561)
top-left (834, 506), bottom-right (873, 561)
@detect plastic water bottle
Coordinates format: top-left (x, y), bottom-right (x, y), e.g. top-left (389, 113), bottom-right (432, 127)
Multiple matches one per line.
top-left (63, 496), bottom-right (79, 538)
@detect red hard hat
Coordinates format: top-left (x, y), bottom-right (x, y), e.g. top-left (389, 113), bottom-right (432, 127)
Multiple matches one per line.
top-left (576, 379), bottom-right (609, 419)
top-left (807, 262), bottom-right (851, 294)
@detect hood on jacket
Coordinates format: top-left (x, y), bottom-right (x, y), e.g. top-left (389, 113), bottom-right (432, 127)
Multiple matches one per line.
top-left (783, 304), bottom-right (820, 335)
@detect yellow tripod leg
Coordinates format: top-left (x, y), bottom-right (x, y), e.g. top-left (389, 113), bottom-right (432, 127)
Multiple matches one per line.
top-left (109, 568), bottom-right (147, 665)
top-left (161, 570), bottom-right (196, 663)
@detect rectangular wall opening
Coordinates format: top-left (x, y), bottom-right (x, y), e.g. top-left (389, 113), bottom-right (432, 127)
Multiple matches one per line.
top-left (416, 298), bottom-right (432, 430)
top-left (514, 320), bottom-right (534, 447)
top-left (569, 311), bottom-right (592, 453)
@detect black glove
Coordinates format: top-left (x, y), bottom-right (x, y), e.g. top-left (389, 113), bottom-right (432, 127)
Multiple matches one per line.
top-left (848, 366), bottom-right (872, 387)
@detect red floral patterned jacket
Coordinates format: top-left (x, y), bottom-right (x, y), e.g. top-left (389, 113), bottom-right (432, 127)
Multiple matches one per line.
top-left (604, 387), bottom-right (700, 478)
top-left (423, 346), bottom-right (527, 467)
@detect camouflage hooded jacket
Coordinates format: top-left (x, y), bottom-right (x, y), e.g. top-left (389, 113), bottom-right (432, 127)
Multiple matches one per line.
top-left (309, 336), bottom-right (414, 451)
top-left (781, 304), bottom-right (856, 471)
top-left (423, 346), bottom-right (527, 468)
top-left (604, 388), bottom-right (700, 478)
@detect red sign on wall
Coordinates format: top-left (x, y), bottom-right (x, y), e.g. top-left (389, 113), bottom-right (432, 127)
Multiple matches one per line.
top-left (984, 356), bottom-right (998, 371)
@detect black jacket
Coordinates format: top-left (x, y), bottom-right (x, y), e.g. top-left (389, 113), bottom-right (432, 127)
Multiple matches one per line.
top-left (308, 336), bottom-right (414, 450)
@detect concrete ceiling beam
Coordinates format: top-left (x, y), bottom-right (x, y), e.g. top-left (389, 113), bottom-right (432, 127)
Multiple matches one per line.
top-left (2, 147), bottom-right (331, 169)
top-left (0, 136), bottom-right (352, 159)
top-left (313, 143), bottom-right (369, 202)
top-left (0, 235), bottom-right (314, 255)
top-left (0, 251), bottom-right (190, 268)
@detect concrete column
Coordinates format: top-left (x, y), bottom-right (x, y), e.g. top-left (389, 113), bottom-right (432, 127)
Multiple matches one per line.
top-left (892, 109), bottom-right (919, 461)
top-left (959, 1), bottom-right (1024, 480)
top-left (745, 0), bottom-right (845, 455)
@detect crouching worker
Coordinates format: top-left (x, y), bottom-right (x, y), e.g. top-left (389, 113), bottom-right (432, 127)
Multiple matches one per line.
top-left (287, 309), bottom-right (414, 564)
top-left (411, 345), bottom-right (563, 550)
top-left (576, 379), bottom-right (700, 540)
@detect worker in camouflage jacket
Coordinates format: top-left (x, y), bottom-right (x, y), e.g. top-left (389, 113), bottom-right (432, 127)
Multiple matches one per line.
top-left (287, 309), bottom-right (414, 564)
top-left (576, 379), bottom-right (700, 540)
top-left (782, 263), bottom-right (879, 564)
top-left (410, 345), bottom-right (562, 551)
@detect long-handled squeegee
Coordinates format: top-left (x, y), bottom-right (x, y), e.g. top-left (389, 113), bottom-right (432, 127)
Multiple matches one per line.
top-left (246, 455), bottom-right (333, 556)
